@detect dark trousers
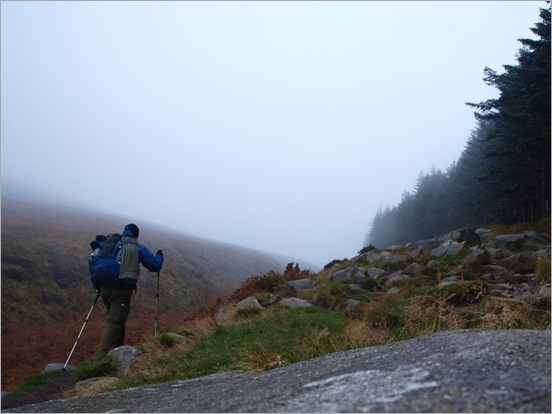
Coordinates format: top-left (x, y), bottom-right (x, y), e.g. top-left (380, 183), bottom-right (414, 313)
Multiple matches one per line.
top-left (94, 284), bottom-right (133, 359)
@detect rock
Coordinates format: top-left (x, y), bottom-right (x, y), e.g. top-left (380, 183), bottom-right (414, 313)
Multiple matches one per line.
top-left (538, 284), bottom-right (551, 296)
top-left (441, 276), bottom-right (461, 285)
top-left (439, 228), bottom-right (482, 246)
top-left (285, 278), bottom-right (313, 292)
top-left (352, 251), bottom-right (382, 263)
top-left (236, 296), bottom-right (263, 309)
top-left (491, 232), bottom-right (543, 249)
top-left (463, 247), bottom-right (491, 266)
top-left (403, 262), bottom-right (422, 275)
top-left (7, 330), bottom-right (549, 413)
top-left (345, 299), bottom-right (360, 310)
top-left (430, 240), bottom-right (466, 257)
top-left (165, 333), bottom-right (187, 345)
top-left (366, 267), bottom-right (386, 278)
top-left (279, 297), bottom-right (313, 308)
top-left (386, 287), bottom-right (400, 295)
top-left (496, 252), bottom-right (537, 269)
top-left (377, 254), bottom-right (407, 266)
top-left (72, 377), bottom-right (119, 397)
top-left (482, 265), bottom-right (510, 280)
top-left (426, 260), bottom-right (445, 273)
top-left (385, 273), bottom-right (409, 286)
top-left (42, 363), bottom-right (77, 373)
top-left (216, 307), bottom-right (232, 321)
top-left (330, 267), bottom-right (365, 282)
top-left (349, 284), bottom-right (369, 296)
top-left (107, 346), bottom-right (141, 376)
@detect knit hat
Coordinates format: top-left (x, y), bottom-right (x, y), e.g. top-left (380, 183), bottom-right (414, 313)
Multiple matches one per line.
top-left (124, 223), bottom-right (140, 238)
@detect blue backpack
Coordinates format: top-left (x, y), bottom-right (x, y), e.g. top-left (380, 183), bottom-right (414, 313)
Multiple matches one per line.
top-left (90, 233), bottom-right (123, 287)
top-left (89, 232), bottom-right (141, 289)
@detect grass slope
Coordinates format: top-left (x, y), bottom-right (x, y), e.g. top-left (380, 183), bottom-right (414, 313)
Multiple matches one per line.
top-left (1, 197), bottom-right (285, 390)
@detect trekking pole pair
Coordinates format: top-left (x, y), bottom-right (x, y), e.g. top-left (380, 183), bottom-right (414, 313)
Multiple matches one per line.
top-left (62, 290), bottom-right (101, 371)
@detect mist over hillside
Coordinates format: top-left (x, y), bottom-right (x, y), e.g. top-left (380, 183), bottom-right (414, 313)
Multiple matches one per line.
top-left (0, 194), bottom-right (317, 389)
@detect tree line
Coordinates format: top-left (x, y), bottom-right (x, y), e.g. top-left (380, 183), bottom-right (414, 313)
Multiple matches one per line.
top-left (367, 7), bottom-right (550, 249)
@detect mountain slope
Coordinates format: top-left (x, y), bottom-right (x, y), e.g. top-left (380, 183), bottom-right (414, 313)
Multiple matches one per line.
top-left (1, 196), bottom-right (288, 390)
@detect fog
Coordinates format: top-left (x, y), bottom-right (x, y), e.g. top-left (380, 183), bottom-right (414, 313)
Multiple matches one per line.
top-left (1, 1), bottom-right (542, 267)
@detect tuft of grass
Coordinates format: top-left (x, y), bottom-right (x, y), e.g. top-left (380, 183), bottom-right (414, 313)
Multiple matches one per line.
top-left (300, 277), bottom-right (350, 310)
top-left (76, 357), bottom-right (118, 381)
top-left (157, 333), bottom-right (176, 348)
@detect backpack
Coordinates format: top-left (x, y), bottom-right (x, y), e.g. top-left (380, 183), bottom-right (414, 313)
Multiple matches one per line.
top-left (90, 233), bottom-right (123, 287)
top-left (89, 233), bottom-right (141, 288)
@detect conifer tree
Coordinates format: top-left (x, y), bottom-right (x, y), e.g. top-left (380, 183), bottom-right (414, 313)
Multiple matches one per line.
top-left (466, 7), bottom-right (551, 221)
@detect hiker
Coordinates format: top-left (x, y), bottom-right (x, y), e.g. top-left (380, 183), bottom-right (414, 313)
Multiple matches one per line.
top-left (90, 223), bottom-right (163, 359)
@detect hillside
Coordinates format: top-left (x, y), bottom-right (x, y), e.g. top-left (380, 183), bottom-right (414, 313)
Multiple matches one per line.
top-left (1, 217), bottom-right (550, 411)
top-left (1, 197), bottom-right (304, 390)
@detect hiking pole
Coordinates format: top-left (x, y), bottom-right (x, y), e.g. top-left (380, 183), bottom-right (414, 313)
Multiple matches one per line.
top-left (154, 271), bottom-right (160, 337)
top-left (62, 290), bottom-right (101, 371)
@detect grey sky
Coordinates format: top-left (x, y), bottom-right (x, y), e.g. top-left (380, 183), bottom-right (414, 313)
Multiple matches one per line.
top-left (1, 1), bottom-right (543, 267)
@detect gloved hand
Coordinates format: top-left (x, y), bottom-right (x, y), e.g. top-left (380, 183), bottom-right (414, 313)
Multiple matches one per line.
top-left (156, 249), bottom-right (163, 258)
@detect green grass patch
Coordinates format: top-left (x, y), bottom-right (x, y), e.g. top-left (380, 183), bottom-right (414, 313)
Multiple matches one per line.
top-left (75, 356), bottom-right (118, 381)
top-left (121, 306), bottom-right (348, 388)
top-left (2, 370), bottom-right (67, 400)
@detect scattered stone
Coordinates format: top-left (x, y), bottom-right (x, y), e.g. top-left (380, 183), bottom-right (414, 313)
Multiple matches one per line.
top-left (165, 333), bottom-right (187, 345)
top-left (366, 267), bottom-right (386, 278)
top-left (107, 346), bottom-right (141, 377)
top-left (345, 299), bottom-right (360, 310)
top-left (285, 278), bottom-right (313, 292)
top-left (384, 273), bottom-right (409, 286)
top-left (279, 297), bottom-right (312, 308)
top-left (463, 247), bottom-right (491, 266)
top-left (71, 377), bottom-right (119, 397)
top-left (441, 276), bottom-right (461, 285)
top-left (430, 240), bottom-right (466, 257)
top-left (42, 363), bottom-right (76, 373)
top-left (403, 262), bottom-right (421, 275)
top-left (216, 307), bottom-right (232, 321)
top-left (236, 296), bottom-right (263, 309)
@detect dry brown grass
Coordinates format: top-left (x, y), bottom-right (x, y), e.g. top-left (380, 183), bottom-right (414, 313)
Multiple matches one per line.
top-left (62, 377), bottom-right (120, 398)
top-left (478, 297), bottom-right (544, 329)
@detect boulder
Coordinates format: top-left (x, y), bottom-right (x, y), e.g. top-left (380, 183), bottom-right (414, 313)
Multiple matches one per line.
top-left (331, 267), bottom-right (364, 282)
top-left (107, 346), bottom-right (141, 376)
top-left (236, 296), bottom-right (263, 309)
top-left (431, 240), bottom-right (466, 257)
top-left (438, 228), bottom-right (482, 246)
top-left (285, 278), bottom-right (313, 292)
top-left (463, 247), bottom-right (491, 266)
top-left (403, 262), bottom-right (422, 275)
top-left (366, 267), bottom-right (386, 278)
top-left (384, 273), bottom-right (409, 286)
